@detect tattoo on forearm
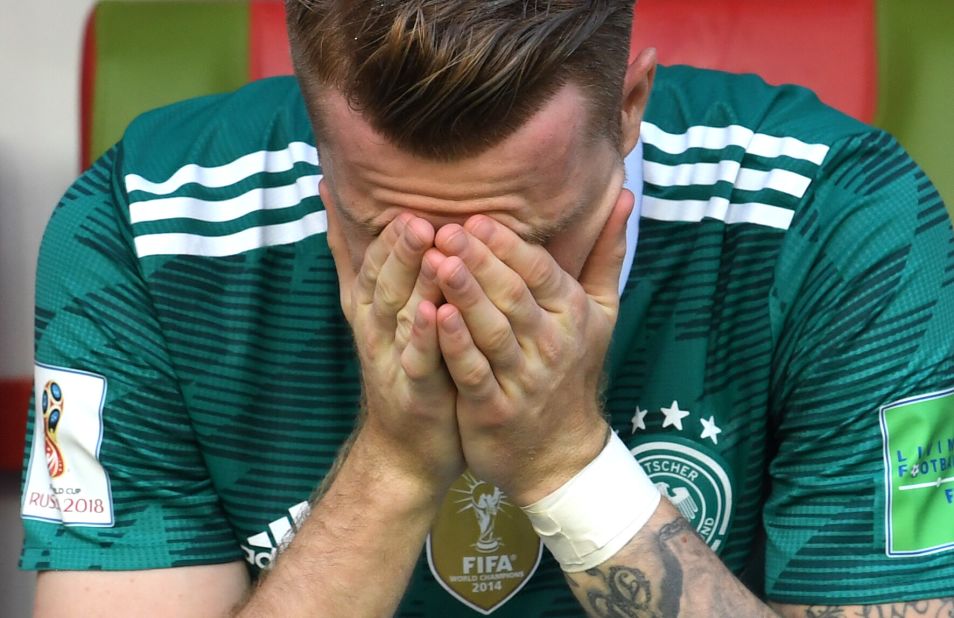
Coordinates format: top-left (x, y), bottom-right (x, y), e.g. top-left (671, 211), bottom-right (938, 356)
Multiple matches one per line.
top-left (655, 519), bottom-right (693, 616)
top-left (583, 566), bottom-right (658, 618)
top-left (803, 608), bottom-right (847, 618)
top-left (578, 518), bottom-right (698, 617)
top-left (802, 599), bottom-right (954, 618)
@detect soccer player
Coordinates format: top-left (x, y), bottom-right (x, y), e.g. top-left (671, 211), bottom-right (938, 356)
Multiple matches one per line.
top-left (21, 1), bottom-right (954, 616)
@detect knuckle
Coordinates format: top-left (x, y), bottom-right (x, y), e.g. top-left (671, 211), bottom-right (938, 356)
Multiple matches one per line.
top-left (567, 288), bottom-right (588, 314)
top-left (483, 323), bottom-right (514, 356)
top-left (394, 327), bottom-right (411, 351)
top-left (536, 330), bottom-right (564, 367)
top-left (400, 352), bottom-right (425, 381)
top-left (473, 403), bottom-right (516, 431)
top-left (476, 413), bottom-right (508, 432)
top-left (373, 277), bottom-right (404, 313)
top-left (458, 361), bottom-right (490, 391)
top-left (608, 243), bottom-right (627, 265)
top-left (496, 275), bottom-right (527, 315)
top-left (484, 232), bottom-right (514, 261)
top-left (525, 253), bottom-right (556, 289)
top-left (357, 264), bottom-right (377, 289)
top-left (470, 246), bottom-right (495, 272)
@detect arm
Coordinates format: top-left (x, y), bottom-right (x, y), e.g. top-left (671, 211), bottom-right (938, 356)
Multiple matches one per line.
top-left (237, 431), bottom-right (447, 616)
top-left (426, 192), bottom-right (777, 616)
top-left (426, 157), bottom-right (954, 615)
top-left (567, 501), bottom-right (774, 617)
top-left (32, 429), bottom-right (447, 618)
top-left (566, 504), bottom-right (954, 618)
top-left (34, 563), bottom-right (251, 618)
top-left (23, 148), bottom-right (254, 615)
top-left (429, 199), bottom-right (954, 616)
top-left (238, 197), bottom-right (464, 615)
top-left (29, 175), bottom-right (461, 616)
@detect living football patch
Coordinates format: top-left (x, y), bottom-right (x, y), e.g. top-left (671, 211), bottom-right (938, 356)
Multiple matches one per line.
top-left (880, 387), bottom-right (954, 556)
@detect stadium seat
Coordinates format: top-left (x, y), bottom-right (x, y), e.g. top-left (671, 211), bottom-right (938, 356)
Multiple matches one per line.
top-left (80, 0), bottom-right (292, 169)
top-left (79, 0), bottom-right (880, 168)
top-left (631, 0), bottom-right (876, 124)
top-left (875, 0), bottom-right (954, 214)
top-left (1, 379), bottom-right (32, 472)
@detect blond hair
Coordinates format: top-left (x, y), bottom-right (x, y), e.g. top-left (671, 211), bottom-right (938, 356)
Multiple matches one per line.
top-left (286, 0), bottom-right (634, 159)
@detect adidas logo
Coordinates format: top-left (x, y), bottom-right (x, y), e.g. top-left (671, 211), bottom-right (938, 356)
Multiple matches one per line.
top-left (241, 500), bottom-right (310, 569)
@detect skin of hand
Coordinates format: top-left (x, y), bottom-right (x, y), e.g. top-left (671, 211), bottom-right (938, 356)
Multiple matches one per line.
top-left (322, 179), bottom-right (465, 494)
top-left (426, 189), bottom-right (636, 506)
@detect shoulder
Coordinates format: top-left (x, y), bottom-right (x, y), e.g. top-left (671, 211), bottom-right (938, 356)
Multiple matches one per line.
top-left (640, 65), bottom-right (919, 233)
top-left (646, 64), bottom-right (869, 147)
top-left (120, 76), bottom-right (315, 183)
top-left (111, 77), bottom-right (328, 264)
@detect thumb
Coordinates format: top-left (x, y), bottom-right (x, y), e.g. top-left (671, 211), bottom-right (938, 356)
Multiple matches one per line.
top-left (579, 189), bottom-right (634, 307)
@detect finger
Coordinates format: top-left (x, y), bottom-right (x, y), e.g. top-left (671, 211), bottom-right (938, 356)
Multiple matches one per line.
top-left (435, 225), bottom-right (543, 334)
top-left (400, 300), bottom-right (444, 382)
top-left (371, 217), bottom-right (434, 324)
top-left (395, 249), bottom-right (445, 349)
top-left (434, 255), bottom-right (522, 371)
top-left (578, 189), bottom-right (634, 306)
top-left (353, 213), bottom-right (411, 307)
top-left (437, 304), bottom-right (500, 402)
top-left (463, 216), bottom-right (573, 312)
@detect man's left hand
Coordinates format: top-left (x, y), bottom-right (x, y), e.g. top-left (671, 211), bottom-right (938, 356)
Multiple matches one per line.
top-left (426, 190), bottom-right (635, 505)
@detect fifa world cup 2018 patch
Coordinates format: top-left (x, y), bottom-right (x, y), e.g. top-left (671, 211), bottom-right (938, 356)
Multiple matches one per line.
top-left (427, 471), bottom-right (543, 615)
top-left (21, 363), bottom-right (114, 526)
top-left (880, 387), bottom-right (954, 557)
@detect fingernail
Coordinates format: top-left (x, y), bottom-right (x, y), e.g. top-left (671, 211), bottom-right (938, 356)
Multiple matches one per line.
top-left (447, 263), bottom-right (467, 289)
top-left (415, 310), bottom-right (428, 329)
top-left (445, 311), bottom-right (463, 332)
top-left (420, 256), bottom-right (436, 279)
top-left (468, 217), bottom-right (494, 242)
top-left (443, 227), bottom-right (467, 254)
top-left (404, 228), bottom-right (425, 251)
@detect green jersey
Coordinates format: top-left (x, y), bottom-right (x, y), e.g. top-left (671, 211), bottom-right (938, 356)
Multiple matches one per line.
top-left (21, 65), bottom-right (954, 612)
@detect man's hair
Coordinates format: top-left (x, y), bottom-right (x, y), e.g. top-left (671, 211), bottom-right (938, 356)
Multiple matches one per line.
top-left (286, 0), bottom-right (635, 160)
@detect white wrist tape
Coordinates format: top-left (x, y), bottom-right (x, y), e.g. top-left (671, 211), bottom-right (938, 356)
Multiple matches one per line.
top-left (521, 432), bottom-right (661, 572)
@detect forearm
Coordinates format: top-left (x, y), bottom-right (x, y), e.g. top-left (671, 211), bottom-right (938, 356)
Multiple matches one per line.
top-left (237, 431), bottom-right (443, 617)
top-left (566, 499), bottom-right (777, 617)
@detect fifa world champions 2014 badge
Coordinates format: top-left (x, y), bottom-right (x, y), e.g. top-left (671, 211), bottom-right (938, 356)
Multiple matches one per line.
top-left (42, 380), bottom-right (66, 478)
top-left (21, 363), bottom-right (114, 527)
top-left (427, 471), bottom-right (543, 614)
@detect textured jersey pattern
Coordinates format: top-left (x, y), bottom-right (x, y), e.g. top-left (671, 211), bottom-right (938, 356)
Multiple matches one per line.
top-left (21, 67), bottom-right (954, 610)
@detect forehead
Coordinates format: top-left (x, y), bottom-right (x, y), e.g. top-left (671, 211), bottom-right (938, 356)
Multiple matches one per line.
top-left (313, 83), bottom-right (605, 208)
top-left (315, 82), bottom-right (593, 166)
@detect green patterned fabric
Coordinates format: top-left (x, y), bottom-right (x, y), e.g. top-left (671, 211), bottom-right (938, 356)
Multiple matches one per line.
top-left (21, 67), bottom-right (954, 612)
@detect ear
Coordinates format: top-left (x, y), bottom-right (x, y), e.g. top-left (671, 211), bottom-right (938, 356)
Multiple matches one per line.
top-left (619, 47), bottom-right (657, 157)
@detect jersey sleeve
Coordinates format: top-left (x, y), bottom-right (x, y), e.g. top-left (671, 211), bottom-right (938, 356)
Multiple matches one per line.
top-left (19, 146), bottom-right (242, 571)
top-left (764, 130), bottom-right (954, 604)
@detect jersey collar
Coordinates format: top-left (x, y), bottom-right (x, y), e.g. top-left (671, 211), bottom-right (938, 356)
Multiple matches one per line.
top-left (618, 139), bottom-right (644, 296)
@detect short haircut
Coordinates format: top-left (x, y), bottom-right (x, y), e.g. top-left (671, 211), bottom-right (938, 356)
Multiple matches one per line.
top-left (286, 0), bottom-right (635, 160)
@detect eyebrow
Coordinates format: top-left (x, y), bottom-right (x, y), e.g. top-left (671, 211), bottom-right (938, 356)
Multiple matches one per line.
top-left (526, 194), bottom-right (590, 245)
top-left (329, 190), bottom-right (588, 245)
top-left (336, 201), bottom-right (385, 236)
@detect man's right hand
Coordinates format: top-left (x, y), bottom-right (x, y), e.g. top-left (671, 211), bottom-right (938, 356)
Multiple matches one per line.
top-left (326, 201), bottom-right (465, 495)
